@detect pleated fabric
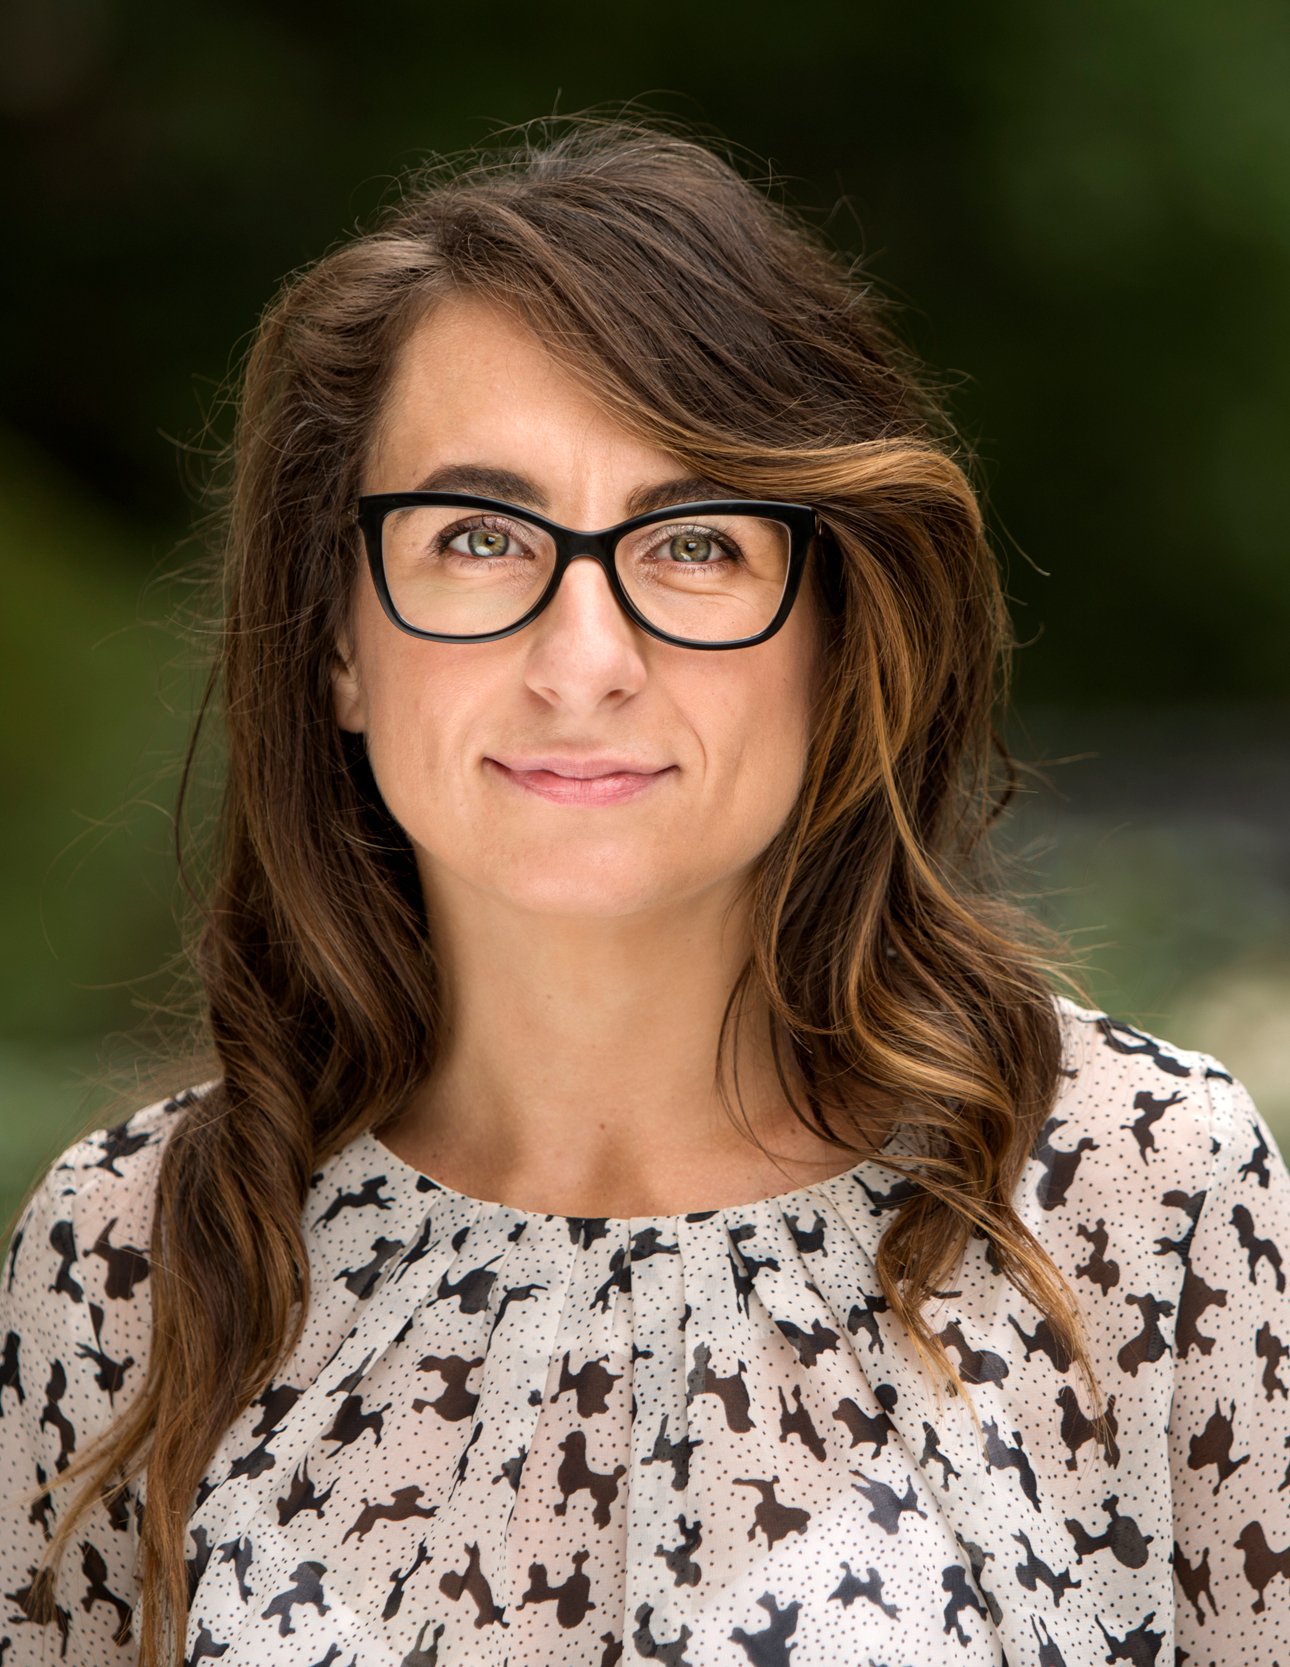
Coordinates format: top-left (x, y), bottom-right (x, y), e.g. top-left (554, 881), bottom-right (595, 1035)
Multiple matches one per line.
top-left (4, 996), bottom-right (1290, 1665)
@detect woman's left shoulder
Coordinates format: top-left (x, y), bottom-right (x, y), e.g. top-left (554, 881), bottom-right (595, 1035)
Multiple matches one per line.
top-left (1041, 994), bottom-right (1279, 1209)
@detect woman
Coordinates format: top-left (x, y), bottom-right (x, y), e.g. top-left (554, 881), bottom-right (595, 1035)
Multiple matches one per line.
top-left (2, 116), bottom-right (1287, 1667)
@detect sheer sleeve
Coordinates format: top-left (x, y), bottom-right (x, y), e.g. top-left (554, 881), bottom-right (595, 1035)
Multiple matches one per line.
top-left (1170, 1065), bottom-right (1290, 1661)
top-left (1, 1137), bottom-right (149, 1664)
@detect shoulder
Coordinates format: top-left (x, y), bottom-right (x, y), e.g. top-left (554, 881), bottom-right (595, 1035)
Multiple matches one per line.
top-left (7, 1083), bottom-right (211, 1271)
top-left (1040, 993), bottom-right (1265, 1213)
top-left (3, 1083), bottom-right (215, 1370)
top-left (978, 998), bottom-right (1286, 1403)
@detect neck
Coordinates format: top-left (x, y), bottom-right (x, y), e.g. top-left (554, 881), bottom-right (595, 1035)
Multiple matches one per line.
top-left (378, 871), bottom-right (875, 1216)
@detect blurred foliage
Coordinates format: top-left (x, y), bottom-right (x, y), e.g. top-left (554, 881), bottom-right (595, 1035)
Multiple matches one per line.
top-left (2, 0), bottom-right (1288, 1223)
top-left (0, 424), bottom-right (205, 1225)
top-left (0, 426), bottom-right (197, 1045)
top-left (2, 0), bottom-right (1287, 701)
top-left (999, 704), bottom-right (1290, 1094)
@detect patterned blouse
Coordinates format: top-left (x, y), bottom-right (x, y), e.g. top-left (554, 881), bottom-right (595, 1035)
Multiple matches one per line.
top-left (2, 997), bottom-right (1289, 1665)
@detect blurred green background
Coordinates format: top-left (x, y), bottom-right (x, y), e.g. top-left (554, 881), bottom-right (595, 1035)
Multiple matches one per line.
top-left (3, 0), bottom-right (1288, 1229)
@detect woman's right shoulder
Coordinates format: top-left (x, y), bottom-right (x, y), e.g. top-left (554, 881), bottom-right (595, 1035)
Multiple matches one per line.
top-left (3, 1081), bottom-right (217, 1359)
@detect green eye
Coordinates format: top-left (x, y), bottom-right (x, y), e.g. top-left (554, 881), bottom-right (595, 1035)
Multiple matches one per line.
top-left (669, 532), bottom-right (716, 563)
top-left (465, 528), bottom-right (510, 558)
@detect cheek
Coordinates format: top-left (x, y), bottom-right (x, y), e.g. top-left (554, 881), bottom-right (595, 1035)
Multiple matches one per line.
top-left (353, 639), bottom-right (457, 807)
top-left (714, 654), bottom-right (816, 829)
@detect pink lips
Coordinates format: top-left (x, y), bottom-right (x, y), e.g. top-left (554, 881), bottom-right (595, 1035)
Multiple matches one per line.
top-left (486, 758), bottom-right (673, 805)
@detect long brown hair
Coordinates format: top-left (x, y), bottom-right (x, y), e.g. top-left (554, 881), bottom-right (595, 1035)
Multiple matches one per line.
top-left (23, 111), bottom-right (1107, 1666)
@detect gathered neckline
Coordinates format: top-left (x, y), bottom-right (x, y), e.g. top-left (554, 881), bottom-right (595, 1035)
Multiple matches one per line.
top-left (353, 1119), bottom-right (911, 1228)
top-left (335, 998), bottom-right (1089, 1230)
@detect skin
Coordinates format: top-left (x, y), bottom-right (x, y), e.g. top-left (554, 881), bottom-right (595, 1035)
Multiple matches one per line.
top-left (331, 293), bottom-right (882, 1217)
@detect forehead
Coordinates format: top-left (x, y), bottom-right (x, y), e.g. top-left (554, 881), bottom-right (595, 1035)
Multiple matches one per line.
top-left (369, 294), bottom-right (673, 488)
top-left (384, 293), bottom-right (580, 406)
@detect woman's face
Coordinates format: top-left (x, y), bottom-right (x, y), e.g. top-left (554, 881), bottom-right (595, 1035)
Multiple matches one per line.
top-left (332, 293), bottom-right (824, 927)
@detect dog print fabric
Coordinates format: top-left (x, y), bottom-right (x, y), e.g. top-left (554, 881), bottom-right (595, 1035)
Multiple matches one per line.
top-left (3, 996), bottom-right (1289, 1665)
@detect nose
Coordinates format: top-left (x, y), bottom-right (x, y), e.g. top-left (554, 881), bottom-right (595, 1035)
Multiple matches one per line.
top-left (541, 551), bottom-right (634, 632)
top-left (520, 551), bottom-right (648, 704)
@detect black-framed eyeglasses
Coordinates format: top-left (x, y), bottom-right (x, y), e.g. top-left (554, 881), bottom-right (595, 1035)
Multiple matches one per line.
top-left (352, 491), bottom-right (822, 650)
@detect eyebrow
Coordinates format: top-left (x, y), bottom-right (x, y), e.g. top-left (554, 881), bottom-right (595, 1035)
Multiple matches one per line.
top-left (408, 463), bottom-right (738, 520)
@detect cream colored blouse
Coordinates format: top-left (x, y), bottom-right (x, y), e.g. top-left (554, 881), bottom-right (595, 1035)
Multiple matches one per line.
top-left (2, 996), bottom-right (1288, 1664)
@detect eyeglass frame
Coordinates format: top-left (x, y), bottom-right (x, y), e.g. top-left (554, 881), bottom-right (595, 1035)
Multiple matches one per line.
top-left (351, 490), bottom-right (824, 650)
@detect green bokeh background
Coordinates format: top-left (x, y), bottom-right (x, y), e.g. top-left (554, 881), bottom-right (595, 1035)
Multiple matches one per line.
top-left (3, 0), bottom-right (1288, 1229)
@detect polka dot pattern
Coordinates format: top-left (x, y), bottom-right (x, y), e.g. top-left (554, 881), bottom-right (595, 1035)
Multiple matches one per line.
top-left (2, 996), bottom-right (1289, 1664)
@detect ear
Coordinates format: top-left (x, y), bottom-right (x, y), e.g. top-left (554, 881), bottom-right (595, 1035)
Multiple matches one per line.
top-left (330, 631), bottom-right (365, 733)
